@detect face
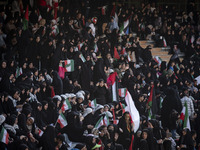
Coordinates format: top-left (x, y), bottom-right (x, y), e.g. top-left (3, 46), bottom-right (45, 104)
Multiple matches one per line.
top-left (92, 137), bottom-right (96, 144)
top-left (2, 61), bottom-right (6, 68)
top-left (86, 56), bottom-right (90, 61)
top-left (10, 61), bottom-right (14, 67)
top-left (78, 98), bottom-right (83, 104)
top-left (44, 103), bottom-right (48, 110)
top-left (36, 36), bottom-right (40, 42)
top-left (108, 125), bottom-right (114, 132)
top-left (182, 130), bottom-right (187, 135)
top-left (13, 91), bottom-right (20, 99)
top-left (125, 113), bottom-right (130, 121)
top-left (104, 106), bottom-right (109, 112)
top-left (142, 132), bottom-right (148, 140)
top-left (38, 106), bottom-right (42, 111)
top-left (23, 63), bottom-right (27, 69)
top-left (4, 96), bottom-right (8, 101)
top-left (99, 81), bottom-right (104, 87)
top-left (27, 118), bottom-right (34, 125)
top-left (29, 63), bottom-right (33, 68)
top-left (34, 70), bottom-right (38, 76)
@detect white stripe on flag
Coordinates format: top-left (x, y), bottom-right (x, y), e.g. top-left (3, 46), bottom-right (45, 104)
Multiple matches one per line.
top-left (125, 91), bottom-right (140, 133)
top-left (112, 82), bottom-right (117, 101)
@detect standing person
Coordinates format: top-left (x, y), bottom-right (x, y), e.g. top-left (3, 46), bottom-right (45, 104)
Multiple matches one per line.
top-left (40, 126), bottom-right (57, 150)
top-left (94, 79), bottom-right (109, 105)
top-left (181, 87), bottom-right (195, 118)
top-left (41, 39), bottom-right (54, 70)
top-left (139, 129), bottom-right (149, 150)
top-left (177, 128), bottom-right (193, 150)
top-left (118, 112), bottom-right (134, 150)
top-left (51, 71), bottom-right (63, 95)
top-left (29, 35), bottom-right (42, 68)
top-left (55, 134), bottom-right (68, 150)
top-left (141, 45), bottom-right (153, 63)
top-left (93, 55), bottom-right (107, 84)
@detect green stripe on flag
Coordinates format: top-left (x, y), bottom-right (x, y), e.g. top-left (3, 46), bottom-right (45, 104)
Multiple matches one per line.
top-left (81, 54), bottom-right (86, 62)
top-left (66, 99), bottom-right (72, 109)
top-left (0, 127), bottom-right (5, 141)
top-left (95, 116), bottom-right (103, 128)
top-left (60, 113), bottom-right (67, 122)
top-left (183, 102), bottom-right (189, 128)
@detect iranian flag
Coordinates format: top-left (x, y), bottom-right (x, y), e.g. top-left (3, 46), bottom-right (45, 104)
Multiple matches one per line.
top-left (147, 85), bottom-right (154, 107)
top-left (80, 54), bottom-right (86, 63)
top-left (153, 56), bottom-right (162, 66)
top-left (119, 102), bottom-right (125, 114)
top-left (120, 47), bottom-right (126, 55)
top-left (15, 67), bottom-right (22, 78)
top-left (64, 60), bottom-right (74, 72)
top-left (107, 72), bottom-right (119, 102)
top-left (113, 119), bottom-right (119, 125)
top-left (104, 114), bottom-right (110, 126)
top-left (124, 91), bottom-right (140, 133)
top-left (180, 102), bottom-right (191, 130)
top-left (95, 116), bottom-right (104, 128)
top-left (114, 47), bottom-right (120, 60)
top-left (51, 25), bottom-right (59, 37)
top-left (89, 99), bottom-right (97, 108)
top-left (37, 9), bottom-right (42, 22)
top-left (110, 5), bottom-right (118, 23)
top-left (57, 113), bottom-right (68, 128)
top-left (23, 5), bottom-right (29, 30)
top-left (101, 5), bottom-right (107, 15)
top-left (61, 99), bottom-right (72, 111)
top-left (38, 128), bottom-right (44, 137)
top-left (147, 85), bottom-right (157, 117)
top-left (148, 109), bottom-right (152, 120)
top-left (78, 42), bottom-right (84, 50)
top-left (94, 44), bottom-right (98, 53)
top-left (118, 88), bottom-right (127, 97)
top-left (58, 62), bottom-right (65, 79)
top-left (163, 37), bottom-right (167, 47)
top-left (119, 15), bottom-right (131, 34)
top-left (0, 127), bottom-right (9, 144)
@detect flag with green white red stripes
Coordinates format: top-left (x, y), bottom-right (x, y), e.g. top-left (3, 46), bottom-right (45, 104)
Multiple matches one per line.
top-left (0, 127), bottom-right (9, 144)
top-left (64, 60), bottom-right (74, 72)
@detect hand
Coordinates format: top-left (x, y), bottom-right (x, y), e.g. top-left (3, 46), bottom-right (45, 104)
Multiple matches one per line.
top-left (80, 116), bottom-right (84, 122)
top-left (157, 139), bottom-right (163, 144)
top-left (96, 82), bottom-right (100, 86)
top-left (180, 144), bottom-right (186, 148)
top-left (104, 83), bottom-right (108, 89)
top-left (148, 122), bottom-right (154, 128)
top-left (87, 125), bottom-right (94, 129)
top-left (58, 109), bottom-right (62, 114)
top-left (20, 135), bottom-right (27, 140)
top-left (119, 128), bottom-right (123, 133)
top-left (30, 136), bottom-right (36, 143)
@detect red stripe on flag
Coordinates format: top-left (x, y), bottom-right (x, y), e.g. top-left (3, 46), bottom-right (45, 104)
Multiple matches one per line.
top-left (114, 47), bottom-right (120, 59)
top-left (112, 108), bottom-right (115, 120)
top-left (119, 102), bottom-right (125, 114)
top-left (147, 85), bottom-right (154, 105)
top-left (129, 135), bottom-right (134, 150)
top-left (51, 87), bottom-right (55, 98)
top-left (57, 119), bottom-right (64, 128)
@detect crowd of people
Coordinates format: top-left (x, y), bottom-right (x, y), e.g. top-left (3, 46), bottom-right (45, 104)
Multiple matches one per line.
top-left (0, 0), bottom-right (200, 150)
